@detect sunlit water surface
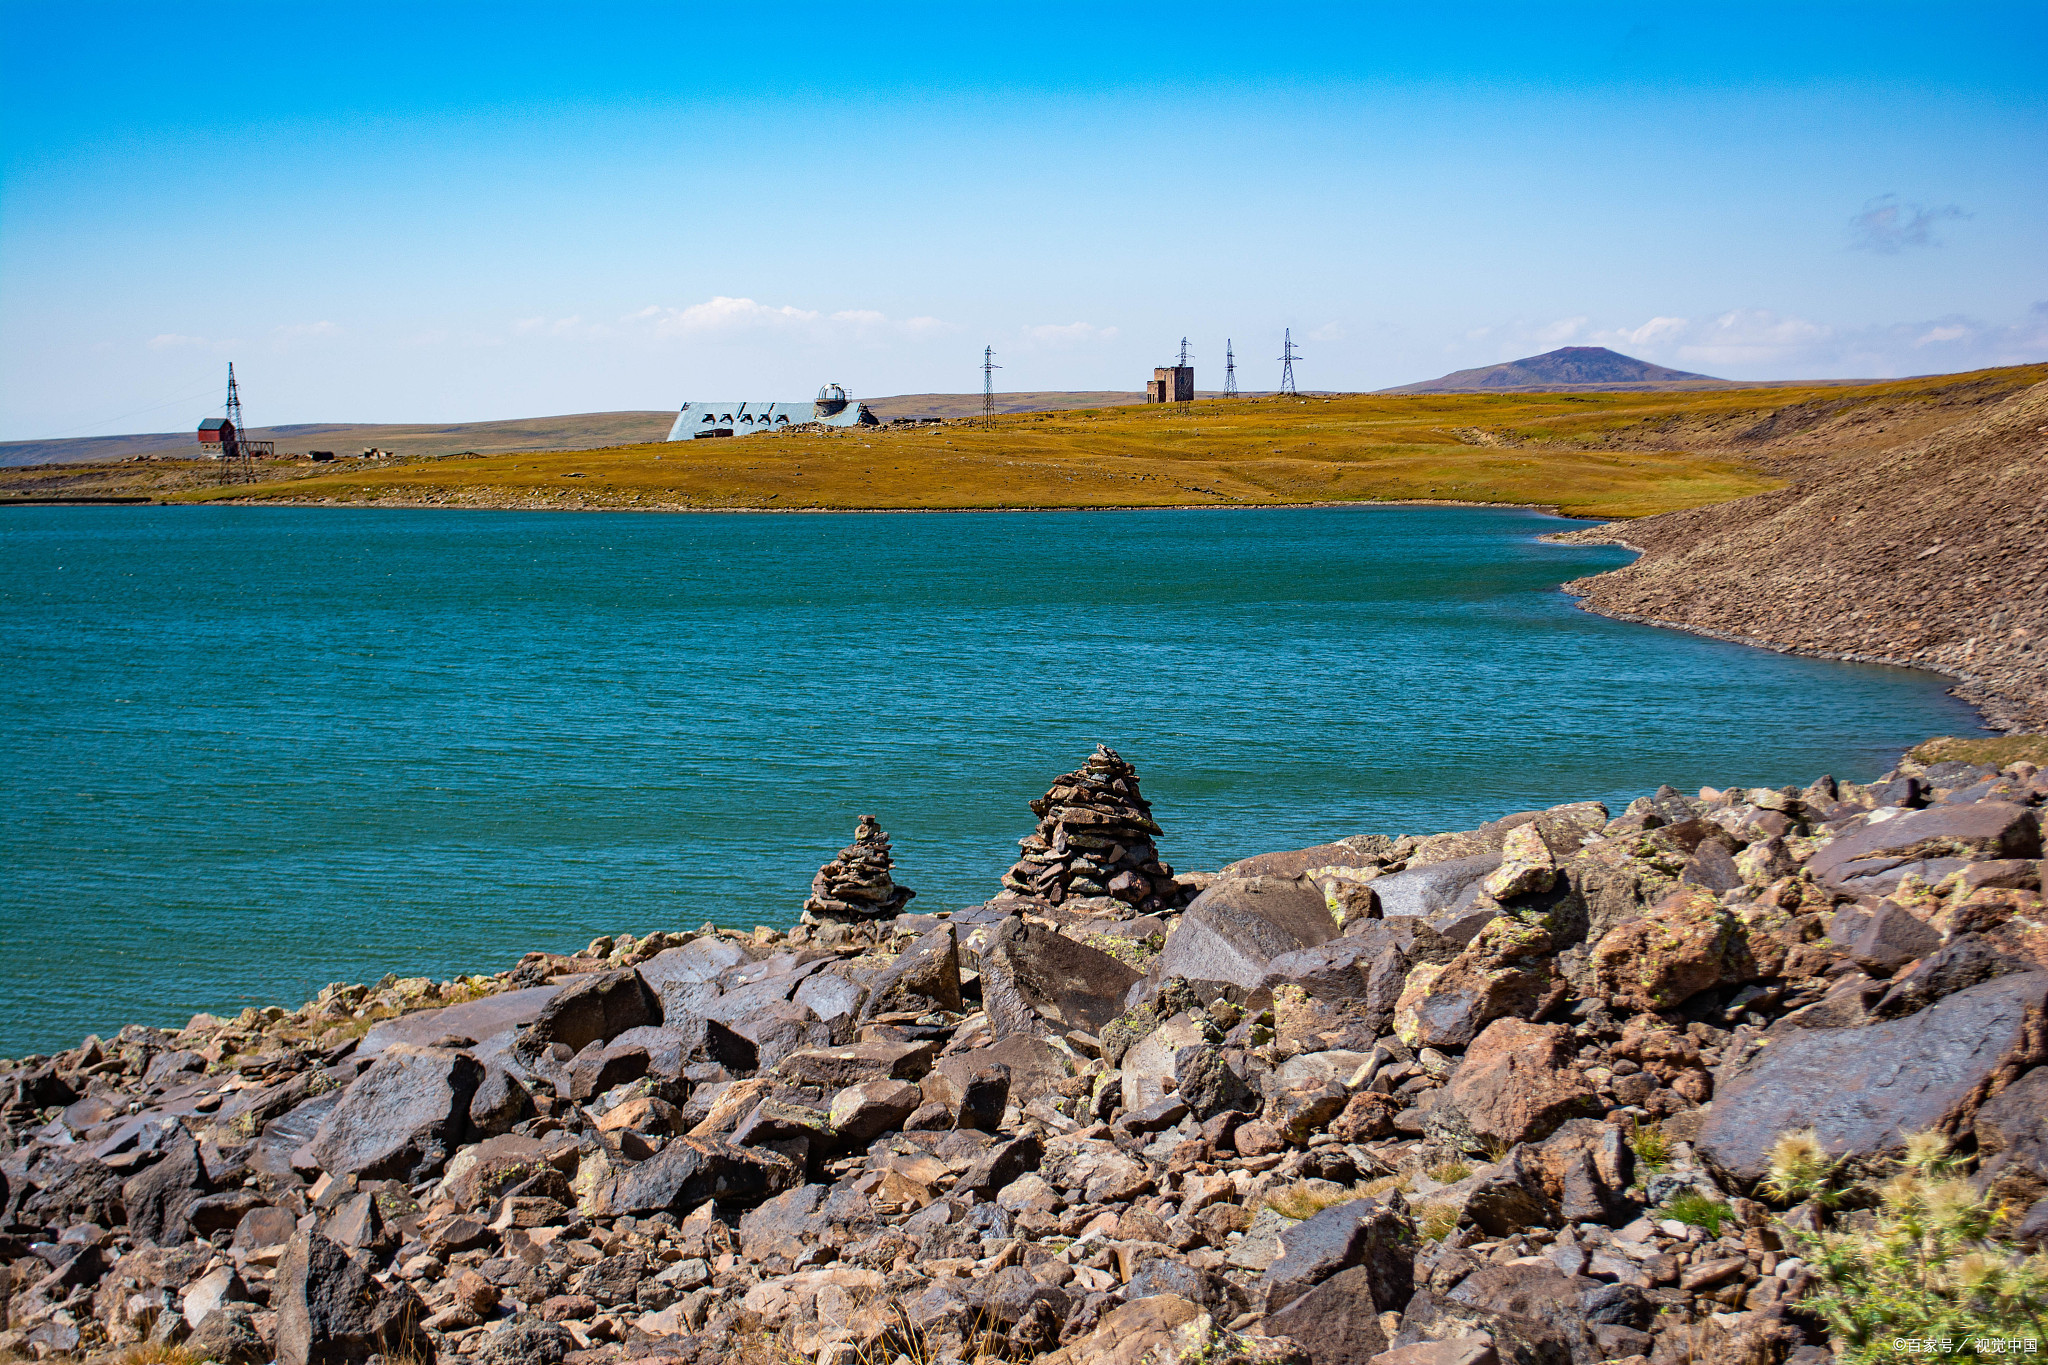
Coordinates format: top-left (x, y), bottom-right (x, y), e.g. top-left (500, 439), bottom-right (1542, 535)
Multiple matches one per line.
top-left (0, 504), bottom-right (1982, 1052)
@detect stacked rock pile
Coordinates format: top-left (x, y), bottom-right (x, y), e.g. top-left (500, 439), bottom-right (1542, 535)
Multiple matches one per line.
top-left (802, 815), bottom-right (914, 922)
top-left (1000, 744), bottom-right (1190, 914)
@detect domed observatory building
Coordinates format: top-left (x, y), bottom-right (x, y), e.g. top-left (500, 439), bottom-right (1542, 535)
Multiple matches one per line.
top-left (666, 384), bottom-right (878, 441)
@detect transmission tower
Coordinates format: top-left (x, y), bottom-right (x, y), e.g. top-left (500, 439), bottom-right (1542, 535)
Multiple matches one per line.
top-left (1224, 340), bottom-right (1238, 397)
top-left (1279, 329), bottom-right (1301, 396)
top-left (982, 345), bottom-right (1001, 415)
top-left (221, 362), bottom-right (255, 484)
top-left (1177, 337), bottom-right (1191, 367)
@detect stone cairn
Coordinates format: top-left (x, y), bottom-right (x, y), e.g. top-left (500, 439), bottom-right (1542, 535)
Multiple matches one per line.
top-left (1000, 744), bottom-right (1189, 914)
top-left (803, 815), bottom-right (915, 921)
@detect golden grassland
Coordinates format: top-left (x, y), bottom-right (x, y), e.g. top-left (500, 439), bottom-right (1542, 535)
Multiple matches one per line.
top-left (192, 391), bottom-right (1781, 519)
top-left (8, 364), bottom-right (2039, 520)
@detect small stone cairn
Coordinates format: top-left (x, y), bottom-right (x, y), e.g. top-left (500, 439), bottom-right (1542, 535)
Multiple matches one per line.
top-left (1000, 744), bottom-right (1189, 914)
top-left (803, 815), bottom-right (915, 921)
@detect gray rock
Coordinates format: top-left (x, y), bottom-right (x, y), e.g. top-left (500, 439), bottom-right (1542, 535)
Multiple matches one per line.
top-left (468, 1064), bottom-right (535, 1136)
top-left (1264, 1264), bottom-right (1393, 1361)
top-left (475, 1323), bottom-right (574, 1365)
top-left (956, 1133), bottom-right (1043, 1198)
top-left (274, 1230), bottom-right (431, 1365)
top-left (309, 1046), bottom-right (483, 1181)
top-left (1145, 875), bottom-right (1341, 992)
top-left (828, 1079), bottom-right (922, 1146)
top-left (792, 972), bottom-right (866, 1030)
top-left (1257, 1194), bottom-right (1414, 1313)
top-left (1698, 969), bottom-right (2048, 1184)
top-left (1974, 1066), bottom-right (2048, 1183)
top-left (954, 1062), bottom-right (1012, 1132)
top-left (1174, 1045), bottom-right (1259, 1120)
top-left (1394, 1288), bottom-right (1571, 1365)
top-left (778, 1039), bottom-right (940, 1088)
top-left (122, 1129), bottom-right (210, 1247)
top-left (1843, 902), bottom-right (1944, 972)
top-left (859, 923), bottom-right (964, 1018)
top-left (1808, 801), bottom-right (2042, 893)
top-left (358, 984), bottom-right (561, 1058)
top-left (980, 916), bottom-right (1139, 1041)
top-left (1372, 854), bottom-right (1501, 923)
top-left (528, 969), bottom-right (662, 1053)
top-left (188, 1302), bottom-right (265, 1364)
top-left (598, 1137), bottom-right (797, 1215)
top-left (738, 1183), bottom-right (831, 1263)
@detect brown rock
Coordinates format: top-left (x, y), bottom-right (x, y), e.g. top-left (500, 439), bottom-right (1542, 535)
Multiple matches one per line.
top-left (1429, 1018), bottom-right (1601, 1153)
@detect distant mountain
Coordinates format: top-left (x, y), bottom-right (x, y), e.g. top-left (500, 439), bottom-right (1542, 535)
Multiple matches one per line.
top-left (1384, 346), bottom-right (1728, 393)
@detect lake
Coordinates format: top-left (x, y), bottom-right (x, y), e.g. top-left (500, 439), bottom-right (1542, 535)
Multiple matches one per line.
top-left (0, 503), bottom-right (1983, 1054)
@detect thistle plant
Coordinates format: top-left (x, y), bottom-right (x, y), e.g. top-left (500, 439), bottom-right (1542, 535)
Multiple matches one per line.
top-left (1760, 1127), bottom-right (1848, 1208)
top-left (1786, 1129), bottom-right (2048, 1362)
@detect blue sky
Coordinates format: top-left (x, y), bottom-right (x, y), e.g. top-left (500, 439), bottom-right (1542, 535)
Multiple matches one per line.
top-left (1, 2), bottom-right (2043, 439)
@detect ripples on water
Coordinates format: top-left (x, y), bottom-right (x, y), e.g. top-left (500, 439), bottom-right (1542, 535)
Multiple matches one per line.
top-left (0, 504), bottom-right (1983, 1052)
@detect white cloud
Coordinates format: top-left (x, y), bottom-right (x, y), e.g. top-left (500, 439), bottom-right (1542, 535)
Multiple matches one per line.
top-left (1850, 195), bottom-right (1970, 253)
top-left (1533, 316), bottom-right (1589, 346)
top-left (1582, 306), bottom-right (2048, 377)
top-left (621, 297), bottom-right (951, 343)
top-left (1308, 322), bottom-right (1345, 342)
top-left (146, 333), bottom-right (213, 350)
top-left (1019, 321), bottom-right (1119, 348)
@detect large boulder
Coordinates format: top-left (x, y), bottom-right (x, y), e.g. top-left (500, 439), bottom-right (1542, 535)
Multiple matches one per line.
top-left (1257, 1195), bottom-right (1414, 1313)
top-left (1429, 1019), bottom-right (1600, 1154)
top-left (275, 1230), bottom-right (432, 1365)
top-left (1395, 916), bottom-right (1564, 1049)
top-left (859, 924), bottom-right (964, 1019)
top-left (1371, 854), bottom-right (1501, 926)
top-left (1590, 887), bottom-right (1804, 1012)
top-left (980, 916), bottom-right (1139, 1040)
top-left (594, 1137), bottom-right (797, 1216)
top-left (528, 969), bottom-right (661, 1053)
top-left (1145, 876), bottom-right (1340, 991)
top-left (927, 1033), bottom-right (1076, 1110)
top-left (1040, 1295), bottom-right (1213, 1365)
top-left (357, 984), bottom-right (560, 1058)
top-left (309, 1046), bottom-right (483, 1181)
top-left (1263, 1265), bottom-right (1394, 1362)
top-left (122, 1129), bottom-right (210, 1247)
top-left (1807, 801), bottom-right (2042, 894)
top-left (1698, 969), bottom-right (2048, 1184)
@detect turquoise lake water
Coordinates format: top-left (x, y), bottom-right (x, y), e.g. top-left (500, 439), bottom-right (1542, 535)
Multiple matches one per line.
top-left (0, 504), bottom-right (1984, 1054)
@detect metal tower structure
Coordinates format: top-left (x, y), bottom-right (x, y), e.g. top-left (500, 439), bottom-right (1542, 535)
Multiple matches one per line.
top-left (982, 345), bottom-right (1001, 415)
top-left (1177, 337), bottom-right (1191, 367)
top-left (1279, 329), bottom-right (1301, 396)
top-left (1224, 340), bottom-right (1238, 397)
top-left (220, 363), bottom-right (255, 484)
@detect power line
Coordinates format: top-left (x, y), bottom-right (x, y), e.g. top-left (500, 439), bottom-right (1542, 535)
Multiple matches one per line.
top-left (1279, 328), bottom-right (1301, 396)
top-left (1224, 340), bottom-right (1238, 397)
top-left (982, 345), bottom-right (1001, 415)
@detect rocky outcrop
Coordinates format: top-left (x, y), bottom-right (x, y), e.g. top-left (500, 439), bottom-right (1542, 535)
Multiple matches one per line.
top-left (2, 746), bottom-right (2043, 1365)
top-left (1000, 745), bottom-right (1189, 913)
top-left (1556, 377), bottom-right (2048, 731)
top-left (802, 815), bottom-right (916, 921)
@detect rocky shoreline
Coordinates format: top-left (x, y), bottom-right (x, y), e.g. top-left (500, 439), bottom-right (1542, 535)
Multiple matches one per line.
top-left (1552, 379), bottom-right (2048, 733)
top-left (4, 742), bottom-right (2045, 1365)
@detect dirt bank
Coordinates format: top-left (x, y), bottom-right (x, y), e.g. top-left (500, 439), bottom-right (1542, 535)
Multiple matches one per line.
top-left (1553, 380), bottom-right (2048, 731)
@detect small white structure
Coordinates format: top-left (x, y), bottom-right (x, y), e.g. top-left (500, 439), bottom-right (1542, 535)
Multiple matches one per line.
top-left (666, 384), bottom-right (876, 441)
